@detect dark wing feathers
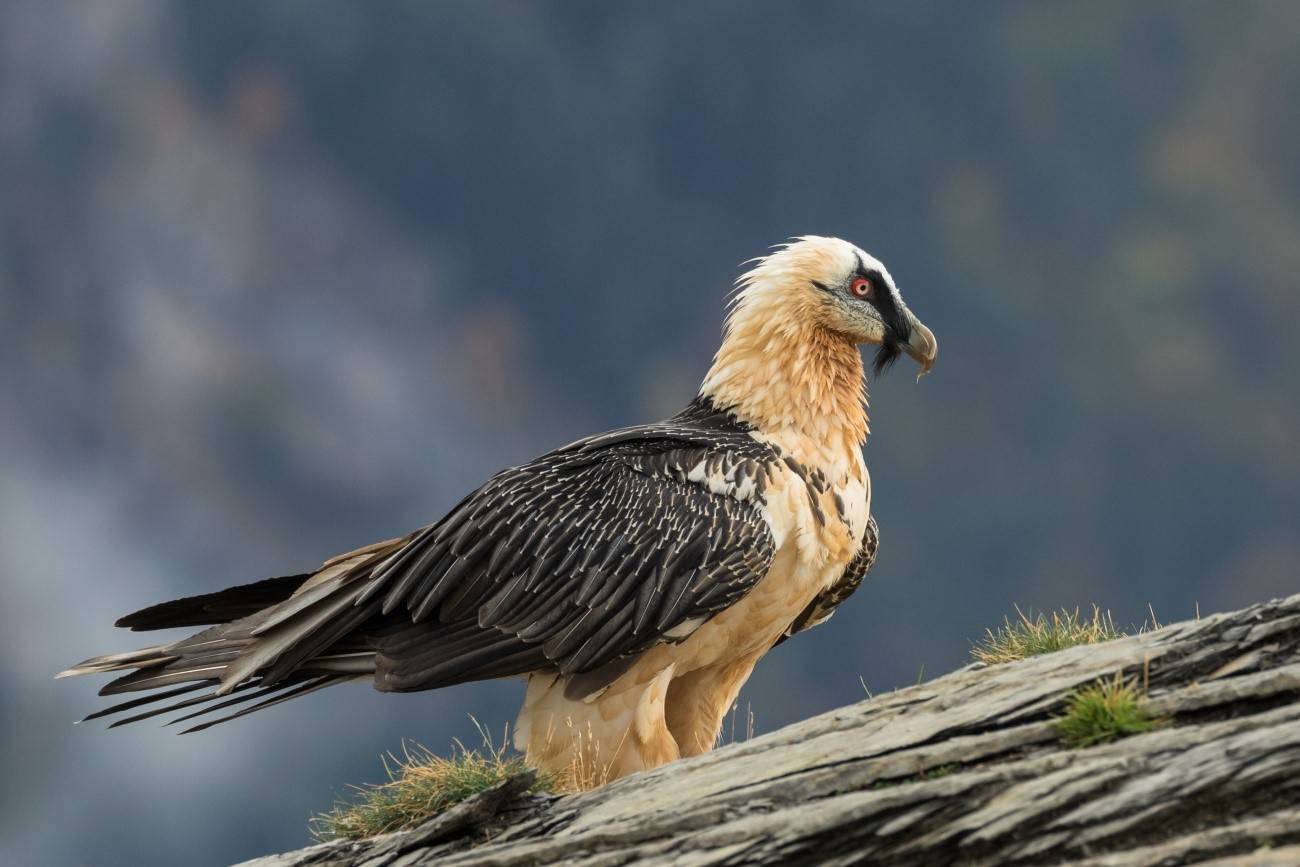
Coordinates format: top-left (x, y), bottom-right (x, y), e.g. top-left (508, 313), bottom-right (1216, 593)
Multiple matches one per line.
top-left (64, 396), bottom-right (784, 729)
top-left (357, 402), bottom-right (780, 692)
top-left (370, 442), bottom-right (775, 692)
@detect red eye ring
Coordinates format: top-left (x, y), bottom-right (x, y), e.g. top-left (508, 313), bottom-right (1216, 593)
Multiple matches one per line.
top-left (850, 277), bottom-right (873, 299)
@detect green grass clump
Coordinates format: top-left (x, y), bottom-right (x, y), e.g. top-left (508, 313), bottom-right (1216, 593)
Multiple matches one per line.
top-left (972, 606), bottom-right (1123, 665)
top-left (870, 763), bottom-right (962, 789)
top-left (310, 738), bottom-right (552, 842)
top-left (1054, 674), bottom-right (1162, 748)
top-left (921, 763), bottom-right (959, 780)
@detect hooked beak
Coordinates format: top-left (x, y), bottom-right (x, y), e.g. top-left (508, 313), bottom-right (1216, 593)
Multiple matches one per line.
top-left (903, 313), bottom-right (937, 376)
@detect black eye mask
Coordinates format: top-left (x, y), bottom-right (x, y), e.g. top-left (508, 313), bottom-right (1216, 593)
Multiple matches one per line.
top-left (854, 259), bottom-right (911, 378)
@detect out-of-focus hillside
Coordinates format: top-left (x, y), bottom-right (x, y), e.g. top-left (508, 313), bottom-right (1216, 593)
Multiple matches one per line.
top-left (2, 3), bottom-right (1297, 866)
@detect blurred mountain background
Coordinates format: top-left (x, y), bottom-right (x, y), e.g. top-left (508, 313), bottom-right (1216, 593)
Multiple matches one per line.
top-left (2, 2), bottom-right (1297, 865)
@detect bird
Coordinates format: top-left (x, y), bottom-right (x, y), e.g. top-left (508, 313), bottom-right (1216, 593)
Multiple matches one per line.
top-left (59, 236), bottom-right (936, 787)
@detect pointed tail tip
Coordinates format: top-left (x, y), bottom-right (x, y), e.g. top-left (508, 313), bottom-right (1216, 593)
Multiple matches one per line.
top-left (57, 660), bottom-right (114, 679)
top-left (57, 655), bottom-right (120, 679)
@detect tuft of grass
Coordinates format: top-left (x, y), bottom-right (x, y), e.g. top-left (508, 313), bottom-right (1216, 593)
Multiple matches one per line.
top-left (310, 733), bottom-right (553, 842)
top-left (1054, 673), bottom-right (1162, 748)
top-left (921, 763), bottom-right (959, 780)
top-left (972, 606), bottom-right (1123, 665)
top-left (870, 763), bottom-right (962, 789)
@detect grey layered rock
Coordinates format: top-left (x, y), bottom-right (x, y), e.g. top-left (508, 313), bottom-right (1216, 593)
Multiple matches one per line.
top-left (239, 593), bottom-right (1300, 866)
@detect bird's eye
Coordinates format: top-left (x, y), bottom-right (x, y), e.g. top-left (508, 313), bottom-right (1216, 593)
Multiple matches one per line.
top-left (850, 277), bottom-right (873, 299)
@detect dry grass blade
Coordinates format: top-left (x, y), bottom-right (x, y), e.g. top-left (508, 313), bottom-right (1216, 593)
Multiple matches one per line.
top-left (722, 701), bottom-right (756, 747)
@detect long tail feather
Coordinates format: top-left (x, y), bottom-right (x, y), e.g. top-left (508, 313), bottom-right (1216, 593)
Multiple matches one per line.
top-left (60, 543), bottom-right (397, 730)
top-left (179, 676), bottom-right (346, 734)
top-left (108, 682), bottom-right (259, 729)
top-left (163, 679), bottom-right (318, 728)
top-left (80, 682), bottom-right (211, 723)
top-left (56, 645), bottom-right (176, 679)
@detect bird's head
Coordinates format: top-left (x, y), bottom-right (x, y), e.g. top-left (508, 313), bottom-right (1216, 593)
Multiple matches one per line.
top-left (731, 236), bottom-right (937, 377)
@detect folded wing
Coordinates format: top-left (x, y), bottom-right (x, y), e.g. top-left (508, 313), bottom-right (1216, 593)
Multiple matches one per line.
top-left (61, 398), bottom-right (782, 730)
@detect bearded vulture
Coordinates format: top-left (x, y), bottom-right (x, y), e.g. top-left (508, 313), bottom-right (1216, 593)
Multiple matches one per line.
top-left (60, 236), bottom-right (937, 785)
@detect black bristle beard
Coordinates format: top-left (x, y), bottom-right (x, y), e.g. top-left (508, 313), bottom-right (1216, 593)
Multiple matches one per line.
top-left (872, 340), bottom-right (903, 377)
